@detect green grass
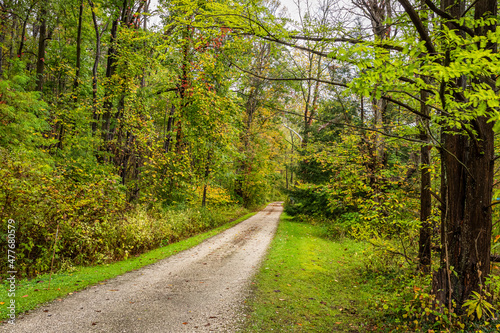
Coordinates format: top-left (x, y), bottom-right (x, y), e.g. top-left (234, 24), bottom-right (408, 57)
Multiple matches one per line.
top-left (0, 211), bottom-right (257, 321)
top-left (244, 213), bottom-right (395, 332)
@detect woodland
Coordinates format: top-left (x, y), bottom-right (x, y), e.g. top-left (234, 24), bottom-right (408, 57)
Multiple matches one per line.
top-left (1, 0), bottom-right (500, 330)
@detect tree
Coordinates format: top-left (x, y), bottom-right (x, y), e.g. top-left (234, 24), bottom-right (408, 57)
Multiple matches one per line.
top-left (208, 0), bottom-right (499, 311)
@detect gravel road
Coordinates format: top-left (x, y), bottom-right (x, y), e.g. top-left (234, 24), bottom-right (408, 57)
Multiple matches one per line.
top-left (2, 203), bottom-right (283, 333)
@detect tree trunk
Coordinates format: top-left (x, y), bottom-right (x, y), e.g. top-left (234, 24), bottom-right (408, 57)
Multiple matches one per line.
top-left (164, 104), bottom-right (175, 153)
top-left (417, 2), bottom-right (432, 273)
top-left (102, 18), bottom-right (118, 141)
top-left (35, 1), bottom-right (47, 92)
top-left (0, 30), bottom-right (4, 76)
top-left (432, 0), bottom-right (496, 310)
top-left (418, 89), bottom-right (432, 273)
top-left (17, 3), bottom-right (35, 58)
top-left (434, 117), bottom-right (494, 309)
top-left (89, 0), bottom-right (102, 135)
top-left (73, 0), bottom-right (84, 92)
top-left (201, 151), bottom-right (212, 207)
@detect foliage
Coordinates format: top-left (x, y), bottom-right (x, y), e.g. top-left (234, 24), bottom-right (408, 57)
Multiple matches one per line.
top-left (0, 0), bottom-right (287, 279)
top-left (0, 60), bottom-right (51, 151)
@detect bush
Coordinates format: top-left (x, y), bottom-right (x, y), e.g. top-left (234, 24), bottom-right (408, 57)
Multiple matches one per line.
top-left (0, 149), bottom-right (247, 278)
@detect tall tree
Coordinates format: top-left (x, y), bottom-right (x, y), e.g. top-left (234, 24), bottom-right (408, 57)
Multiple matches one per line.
top-left (35, 0), bottom-right (48, 91)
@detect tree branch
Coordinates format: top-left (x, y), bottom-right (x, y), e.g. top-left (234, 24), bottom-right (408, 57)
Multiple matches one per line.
top-left (288, 35), bottom-right (404, 52)
top-left (382, 95), bottom-right (431, 120)
top-left (397, 0), bottom-right (436, 54)
top-left (430, 190), bottom-right (444, 206)
top-left (484, 200), bottom-right (500, 210)
top-left (231, 61), bottom-right (347, 87)
top-left (424, 0), bottom-right (475, 37)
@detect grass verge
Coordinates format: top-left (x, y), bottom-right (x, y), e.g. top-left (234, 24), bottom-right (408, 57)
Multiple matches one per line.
top-left (243, 213), bottom-right (396, 332)
top-left (0, 211), bottom-right (257, 321)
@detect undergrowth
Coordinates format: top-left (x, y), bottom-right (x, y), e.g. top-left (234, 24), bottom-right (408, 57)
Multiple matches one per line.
top-left (0, 198), bottom-right (248, 278)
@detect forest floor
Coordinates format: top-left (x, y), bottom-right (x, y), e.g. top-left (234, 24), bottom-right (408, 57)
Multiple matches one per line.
top-left (1, 203), bottom-right (283, 333)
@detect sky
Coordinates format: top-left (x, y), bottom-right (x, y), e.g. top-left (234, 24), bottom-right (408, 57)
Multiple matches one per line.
top-left (279, 0), bottom-right (302, 20)
top-left (148, 0), bottom-right (323, 28)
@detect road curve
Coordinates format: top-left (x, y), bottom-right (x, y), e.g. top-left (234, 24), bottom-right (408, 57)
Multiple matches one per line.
top-left (2, 203), bottom-right (283, 333)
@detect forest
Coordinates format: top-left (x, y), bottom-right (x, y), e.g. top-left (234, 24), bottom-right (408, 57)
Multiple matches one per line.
top-left (1, 0), bottom-right (500, 330)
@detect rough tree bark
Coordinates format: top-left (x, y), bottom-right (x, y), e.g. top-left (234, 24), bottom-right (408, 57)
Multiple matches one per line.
top-left (417, 1), bottom-right (432, 273)
top-left (431, 0), bottom-right (496, 310)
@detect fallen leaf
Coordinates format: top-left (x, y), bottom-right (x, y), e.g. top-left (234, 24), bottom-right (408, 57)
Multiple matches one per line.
top-left (22, 295), bottom-right (28, 298)
top-left (0, 302), bottom-right (4, 305)
top-left (92, 322), bottom-right (97, 326)
top-left (273, 290), bottom-right (281, 293)
top-left (182, 322), bottom-right (188, 325)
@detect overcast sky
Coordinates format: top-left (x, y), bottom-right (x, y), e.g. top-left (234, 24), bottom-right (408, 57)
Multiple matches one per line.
top-left (148, 0), bottom-right (322, 28)
top-left (279, 0), bottom-right (301, 19)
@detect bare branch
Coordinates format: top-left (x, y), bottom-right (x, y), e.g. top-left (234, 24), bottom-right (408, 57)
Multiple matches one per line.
top-left (397, 0), bottom-right (436, 54)
top-left (424, 0), bottom-right (475, 37)
top-left (231, 61), bottom-right (347, 87)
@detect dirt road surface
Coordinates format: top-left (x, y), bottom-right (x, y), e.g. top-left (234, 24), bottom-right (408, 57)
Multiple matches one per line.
top-left (2, 203), bottom-right (283, 333)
